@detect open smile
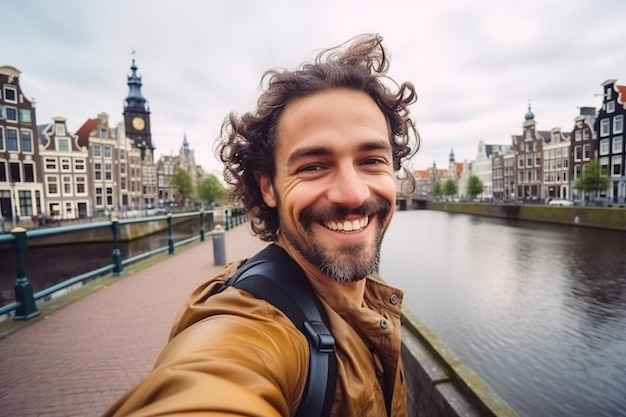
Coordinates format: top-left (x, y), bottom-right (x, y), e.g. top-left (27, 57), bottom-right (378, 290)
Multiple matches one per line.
top-left (323, 216), bottom-right (369, 232)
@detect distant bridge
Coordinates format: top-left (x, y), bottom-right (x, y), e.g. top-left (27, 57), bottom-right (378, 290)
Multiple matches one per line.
top-left (396, 193), bottom-right (429, 210)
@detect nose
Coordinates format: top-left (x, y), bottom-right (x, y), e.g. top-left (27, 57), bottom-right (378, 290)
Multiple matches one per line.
top-left (326, 164), bottom-right (371, 208)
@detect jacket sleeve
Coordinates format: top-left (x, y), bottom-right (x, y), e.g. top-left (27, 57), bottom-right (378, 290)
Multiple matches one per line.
top-left (101, 289), bottom-right (309, 417)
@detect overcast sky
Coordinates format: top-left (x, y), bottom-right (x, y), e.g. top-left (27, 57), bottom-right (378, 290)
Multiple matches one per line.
top-left (3, 0), bottom-right (626, 174)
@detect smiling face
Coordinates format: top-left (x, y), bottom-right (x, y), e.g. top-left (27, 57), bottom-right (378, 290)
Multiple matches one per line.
top-left (257, 89), bottom-right (396, 283)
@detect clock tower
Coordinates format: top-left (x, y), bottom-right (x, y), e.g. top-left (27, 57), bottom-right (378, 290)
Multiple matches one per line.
top-left (123, 55), bottom-right (153, 160)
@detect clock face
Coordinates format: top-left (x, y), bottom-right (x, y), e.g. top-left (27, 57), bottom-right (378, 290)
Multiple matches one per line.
top-left (132, 116), bottom-right (145, 130)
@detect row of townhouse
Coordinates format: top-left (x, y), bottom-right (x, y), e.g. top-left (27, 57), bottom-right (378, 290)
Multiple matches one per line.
top-left (415, 79), bottom-right (626, 204)
top-left (1, 60), bottom-right (207, 226)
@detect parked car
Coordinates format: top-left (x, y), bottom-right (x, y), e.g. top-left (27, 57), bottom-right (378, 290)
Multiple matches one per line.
top-left (548, 199), bottom-right (574, 206)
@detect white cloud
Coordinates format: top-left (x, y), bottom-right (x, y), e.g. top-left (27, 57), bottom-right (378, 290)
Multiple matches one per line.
top-left (3, 0), bottom-right (626, 173)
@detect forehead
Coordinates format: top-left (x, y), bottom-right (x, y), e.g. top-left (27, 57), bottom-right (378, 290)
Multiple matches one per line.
top-left (275, 89), bottom-right (390, 156)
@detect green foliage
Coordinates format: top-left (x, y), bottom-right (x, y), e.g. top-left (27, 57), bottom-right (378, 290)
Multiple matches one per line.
top-left (198, 174), bottom-right (227, 204)
top-left (467, 175), bottom-right (484, 198)
top-left (443, 178), bottom-right (458, 197)
top-left (574, 159), bottom-right (610, 197)
top-left (170, 169), bottom-right (195, 204)
top-left (432, 181), bottom-right (443, 198)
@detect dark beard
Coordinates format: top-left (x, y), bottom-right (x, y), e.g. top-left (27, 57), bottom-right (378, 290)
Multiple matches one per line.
top-left (279, 197), bottom-right (390, 283)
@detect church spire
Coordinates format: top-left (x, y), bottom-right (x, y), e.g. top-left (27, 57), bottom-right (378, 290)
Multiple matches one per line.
top-left (124, 51), bottom-right (149, 113)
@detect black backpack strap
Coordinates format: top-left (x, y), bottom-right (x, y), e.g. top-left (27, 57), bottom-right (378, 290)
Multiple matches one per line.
top-left (224, 245), bottom-right (336, 417)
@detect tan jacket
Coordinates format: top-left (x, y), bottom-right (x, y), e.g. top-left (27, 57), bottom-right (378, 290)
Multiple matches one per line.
top-left (103, 257), bottom-right (408, 417)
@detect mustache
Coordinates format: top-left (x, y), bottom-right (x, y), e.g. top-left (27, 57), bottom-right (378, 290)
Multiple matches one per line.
top-left (299, 197), bottom-right (391, 225)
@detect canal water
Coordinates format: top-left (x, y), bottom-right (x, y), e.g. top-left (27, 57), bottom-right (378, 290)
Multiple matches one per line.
top-left (380, 210), bottom-right (626, 417)
top-left (0, 219), bottom-right (202, 304)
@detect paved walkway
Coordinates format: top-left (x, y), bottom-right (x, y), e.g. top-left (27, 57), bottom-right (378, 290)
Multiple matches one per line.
top-left (0, 223), bottom-right (268, 417)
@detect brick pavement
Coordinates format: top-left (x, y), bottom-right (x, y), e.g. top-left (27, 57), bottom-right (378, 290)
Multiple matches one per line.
top-left (0, 223), bottom-right (267, 417)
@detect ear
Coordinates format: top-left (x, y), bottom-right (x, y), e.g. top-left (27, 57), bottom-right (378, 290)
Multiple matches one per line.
top-left (254, 172), bottom-right (277, 208)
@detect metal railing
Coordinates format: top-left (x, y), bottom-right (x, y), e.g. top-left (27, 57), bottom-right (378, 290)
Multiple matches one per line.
top-left (0, 209), bottom-right (247, 320)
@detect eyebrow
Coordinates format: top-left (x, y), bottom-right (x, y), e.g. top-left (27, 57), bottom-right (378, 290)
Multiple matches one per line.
top-left (286, 140), bottom-right (392, 166)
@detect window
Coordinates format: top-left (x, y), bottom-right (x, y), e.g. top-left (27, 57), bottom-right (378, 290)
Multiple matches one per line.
top-left (4, 106), bottom-right (18, 122)
top-left (3, 86), bottom-right (17, 102)
top-left (19, 109), bottom-right (32, 123)
top-left (18, 190), bottom-right (33, 216)
top-left (96, 187), bottom-right (103, 206)
top-left (574, 165), bottom-right (582, 180)
top-left (21, 130), bottom-right (33, 152)
top-left (104, 146), bottom-right (112, 158)
top-left (55, 123), bottom-right (66, 136)
top-left (7, 128), bottom-right (18, 151)
top-left (74, 159), bottom-right (85, 171)
top-left (614, 115), bottom-right (624, 134)
top-left (57, 138), bottom-right (69, 151)
top-left (0, 127), bottom-right (4, 151)
top-left (63, 176), bottom-right (72, 194)
top-left (45, 158), bottom-right (57, 170)
top-left (599, 157), bottom-right (609, 175)
top-left (0, 161), bottom-right (6, 182)
top-left (612, 155), bottom-right (622, 176)
top-left (47, 176), bottom-right (59, 194)
top-left (93, 145), bottom-right (101, 157)
top-left (583, 144), bottom-right (591, 160)
top-left (61, 158), bottom-right (71, 171)
top-left (106, 187), bottom-right (113, 205)
top-left (24, 163), bottom-right (34, 182)
top-left (105, 163), bottom-right (112, 181)
top-left (600, 119), bottom-right (610, 136)
top-left (583, 129), bottom-right (590, 140)
top-left (607, 101), bottom-right (615, 113)
top-left (9, 162), bottom-right (20, 182)
top-left (121, 177), bottom-right (127, 190)
top-left (600, 139), bottom-right (609, 155)
top-left (613, 136), bottom-right (623, 153)
top-left (575, 130), bottom-right (582, 141)
top-left (76, 176), bottom-right (86, 194)
top-left (99, 129), bottom-right (107, 139)
top-left (94, 163), bottom-right (102, 180)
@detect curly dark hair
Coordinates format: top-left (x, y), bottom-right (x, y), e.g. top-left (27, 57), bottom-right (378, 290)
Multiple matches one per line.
top-left (216, 33), bottom-right (420, 242)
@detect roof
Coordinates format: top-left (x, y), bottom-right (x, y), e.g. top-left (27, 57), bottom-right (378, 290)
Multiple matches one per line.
top-left (75, 118), bottom-right (98, 147)
top-left (413, 169), bottom-right (429, 180)
top-left (617, 84), bottom-right (626, 106)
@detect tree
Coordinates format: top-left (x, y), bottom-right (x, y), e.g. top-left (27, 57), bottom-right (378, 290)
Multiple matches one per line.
top-left (432, 181), bottom-right (443, 199)
top-left (467, 175), bottom-right (484, 200)
top-left (170, 169), bottom-right (195, 206)
top-left (574, 159), bottom-right (610, 200)
top-left (198, 174), bottom-right (227, 206)
top-left (443, 178), bottom-right (458, 198)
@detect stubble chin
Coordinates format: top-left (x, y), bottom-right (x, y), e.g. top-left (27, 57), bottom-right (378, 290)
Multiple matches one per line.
top-left (283, 224), bottom-right (384, 283)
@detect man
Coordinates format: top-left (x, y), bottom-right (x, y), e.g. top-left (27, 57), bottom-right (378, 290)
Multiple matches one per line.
top-left (103, 33), bottom-right (419, 417)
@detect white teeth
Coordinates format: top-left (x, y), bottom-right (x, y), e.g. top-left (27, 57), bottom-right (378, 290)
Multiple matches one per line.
top-left (324, 217), bottom-right (369, 232)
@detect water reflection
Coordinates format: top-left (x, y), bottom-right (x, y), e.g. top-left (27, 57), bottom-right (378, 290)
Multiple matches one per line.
top-left (380, 210), bottom-right (626, 417)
